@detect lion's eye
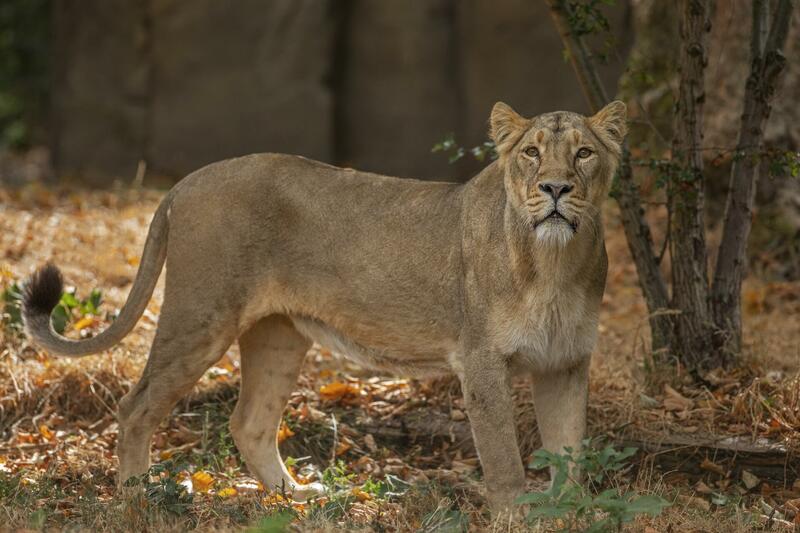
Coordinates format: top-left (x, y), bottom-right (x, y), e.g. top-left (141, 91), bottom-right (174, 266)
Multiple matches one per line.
top-left (524, 147), bottom-right (539, 158)
top-left (576, 147), bottom-right (593, 159)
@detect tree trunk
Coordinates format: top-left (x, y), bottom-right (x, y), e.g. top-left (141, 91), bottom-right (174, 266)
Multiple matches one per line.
top-left (711, 0), bottom-right (794, 354)
top-left (669, 0), bottom-right (717, 370)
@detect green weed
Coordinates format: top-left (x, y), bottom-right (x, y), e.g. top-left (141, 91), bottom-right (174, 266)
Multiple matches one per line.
top-left (516, 440), bottom-right (670, 531)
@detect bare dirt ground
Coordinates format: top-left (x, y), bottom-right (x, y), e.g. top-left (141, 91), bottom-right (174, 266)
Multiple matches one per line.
top-left (0, 184), bottom-right (798, 531)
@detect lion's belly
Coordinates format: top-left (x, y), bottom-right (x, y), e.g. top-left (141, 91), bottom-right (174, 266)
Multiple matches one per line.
top-left (290, 316), bottom-right (454, 377)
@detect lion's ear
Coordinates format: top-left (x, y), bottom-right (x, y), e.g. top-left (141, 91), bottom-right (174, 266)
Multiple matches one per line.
top-left (490, 102), bottom-right (529, 156)
top-left (587, 100), bottom-right (628, 149)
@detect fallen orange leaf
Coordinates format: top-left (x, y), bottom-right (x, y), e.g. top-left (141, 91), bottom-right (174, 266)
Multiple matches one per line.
top-left (277, 422), bottom-right (295, 443)
top-left (320, 381), bottom-right (359, 401)
top-left (38, 425), bottom-right (54, 441)
top-left (263, 492), bottom-right (286, 506)
top-left (213, 353), bottom-right (237, 372)
top-left (352, 487), bottom-right (372, 502)
top-left (73, 316), bottom-right (95, 331)
top-left (286, 464), bottom-right (299, 482)
top-left (217, 487), bottom-right (237, 498)
top-left (191, 471), bottom-right (215, 493)
top-left (335, 441), bottom-right (351, 456)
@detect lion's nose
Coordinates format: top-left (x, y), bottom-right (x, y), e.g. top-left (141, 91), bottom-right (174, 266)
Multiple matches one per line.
top-left (538, 181), bottom-right (573, 200)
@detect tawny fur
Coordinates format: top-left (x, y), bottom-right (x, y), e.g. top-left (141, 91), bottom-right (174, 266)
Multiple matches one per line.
top-left (23, 102), bottom-right (627, 513)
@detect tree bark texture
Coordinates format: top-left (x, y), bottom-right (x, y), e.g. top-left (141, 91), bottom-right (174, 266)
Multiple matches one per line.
top-left (669, 0), bottom-right (715, 369)
top-left (711, 0), bottom-right (794, 353)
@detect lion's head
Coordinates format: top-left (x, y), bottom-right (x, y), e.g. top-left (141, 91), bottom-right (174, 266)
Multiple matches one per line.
top-left (489, 101), bottom-right (627, 247)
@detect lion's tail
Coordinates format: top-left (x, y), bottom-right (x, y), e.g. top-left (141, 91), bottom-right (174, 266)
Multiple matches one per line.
top-left (22, 193), bottom-right (173, 357)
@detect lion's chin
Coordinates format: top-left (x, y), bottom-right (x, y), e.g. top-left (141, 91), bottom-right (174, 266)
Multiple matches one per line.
top-left (534, 218), bottom-right (575, 247)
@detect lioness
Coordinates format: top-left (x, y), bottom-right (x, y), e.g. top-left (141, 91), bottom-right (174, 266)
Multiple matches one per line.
top-left (23, 101), bottom-right (626, 513)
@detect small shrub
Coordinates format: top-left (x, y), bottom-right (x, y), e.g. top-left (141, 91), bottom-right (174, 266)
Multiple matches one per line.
top-left (125, 460), bottom-right (194, 516)
top-left (516, 440), bottom-right (670, 531)
top-left (51, 286), bottom-right (104, 334)
top-left (432, 134), bottom-right (497, 164)
top-left (1, 282), bottom-right (23, 333)
top-left (0, 278), bottom-right (104, 336)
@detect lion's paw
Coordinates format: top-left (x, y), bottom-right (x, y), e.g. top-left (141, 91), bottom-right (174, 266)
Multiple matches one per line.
top-left (291, 481), bottom-right (325, 502)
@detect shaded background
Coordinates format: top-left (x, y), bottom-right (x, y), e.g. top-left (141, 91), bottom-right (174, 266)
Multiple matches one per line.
top-left (9, 0), bottom-right (634, 185)
top-left (0, 1), bottom-right (797, 189)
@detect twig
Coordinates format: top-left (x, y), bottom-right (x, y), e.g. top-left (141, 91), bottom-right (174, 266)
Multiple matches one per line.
top-left (613, 48), bottom-right (672, 148)
top-left (83, 371), bottom-right (118, 418)
top-left (655, 193), bottom-right (671, 266)
top-left (329, 413), bottom-right (338, 466)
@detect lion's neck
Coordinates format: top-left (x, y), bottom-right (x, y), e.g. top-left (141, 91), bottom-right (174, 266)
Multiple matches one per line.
top-left (503, 203), bottom-right (603, 290)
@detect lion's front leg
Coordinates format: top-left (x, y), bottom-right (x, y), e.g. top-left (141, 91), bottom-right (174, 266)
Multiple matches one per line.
top-left (530, 357), bottom-right (590, 484)
top-left (461, 352), bottom-right (526, 514)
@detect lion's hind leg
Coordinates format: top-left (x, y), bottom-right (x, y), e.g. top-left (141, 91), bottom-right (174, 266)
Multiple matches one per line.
top-left (116, 302), bottom-right (236, 486)
top-left (230, 314), bottom-right (321, 500)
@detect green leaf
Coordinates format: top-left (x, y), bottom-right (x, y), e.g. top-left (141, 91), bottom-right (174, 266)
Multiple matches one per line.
top-left (28, 509), bottom-right (48, 530)
top-left (573, 493), bottom-right (594, 515)
top-left (619, 447), bottom-right (638, 460)
top-left (60, 291), bottom-right (79, 309)
top-left (51, 304), bottom-right (70, 334)
top-left (431, 133), bottom-right (456, 153)
top-left (448, 147), bottom-right (466, 164)
top-left (624, 494), bottom-right (671, 517)
top-left (526, 504), bottom-right (569, 519)
top-left (1, 282), bottom-right (23, 330)
top-left (80, 288), bottom-right (102, 316)
top-left (515, 492), bottom-right (552, 505)
top-left (248, 510), bottom-right (294, 533)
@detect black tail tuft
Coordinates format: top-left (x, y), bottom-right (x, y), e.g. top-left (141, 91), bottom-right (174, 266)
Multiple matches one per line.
top-left (23, 263), bottom-right (64, 316)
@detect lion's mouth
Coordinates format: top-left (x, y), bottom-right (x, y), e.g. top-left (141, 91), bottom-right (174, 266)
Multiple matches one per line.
top-left (537, 210), bottom-right (578, 232)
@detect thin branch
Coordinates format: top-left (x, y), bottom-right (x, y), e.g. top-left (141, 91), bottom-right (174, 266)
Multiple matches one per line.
top-left (544, 0), bottom-right (609, 112)
top-left (765, 0), bottom-right (793, 57)
top-left (656, 190), bottom-right (671, 266)
top-left (751, 0), bottom-right (769, 59)
top-left (613, 48), bottom-right (672, 149)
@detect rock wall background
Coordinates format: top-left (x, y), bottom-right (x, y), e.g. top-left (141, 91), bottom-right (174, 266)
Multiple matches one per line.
top-left (50, 0), bottom-right (632, 185)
